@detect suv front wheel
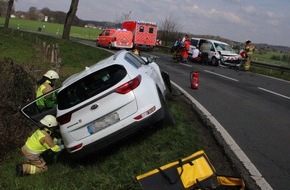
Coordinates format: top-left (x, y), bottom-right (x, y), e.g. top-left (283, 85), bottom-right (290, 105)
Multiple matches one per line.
top-left (211, 57), bottom-right (219, 66)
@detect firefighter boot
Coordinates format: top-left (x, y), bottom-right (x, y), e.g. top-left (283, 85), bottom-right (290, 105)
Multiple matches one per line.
top-left (16, 164), bottom-right (24, 177)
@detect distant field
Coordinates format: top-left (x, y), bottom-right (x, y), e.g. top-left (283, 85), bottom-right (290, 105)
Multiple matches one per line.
top-left (254, 51), bottom-right (290, 66)
top-left (0, 17), bottom-right (101, 40)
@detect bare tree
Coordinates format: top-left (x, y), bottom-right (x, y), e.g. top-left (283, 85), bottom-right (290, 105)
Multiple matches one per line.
top-left (120, 10), bottom-right (131, 22)
top-left (114, 10), bottom-right (131, 26)
top-left (62, 0), bottom-right (79, 40)
top-left (158, 15), bottom-right (182, 46)
top-left (4, 0), bottom-right (14, 29)
top-left (27, 6), bottom-right (37, 20)
top-left (0, 0), bottom-right (7, 17)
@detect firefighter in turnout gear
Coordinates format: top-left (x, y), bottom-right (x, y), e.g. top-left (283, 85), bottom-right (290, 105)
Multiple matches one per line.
top-left (132, 47), bottom-right (141, 56)
top-left (16, 115), bottom-right (64, 176)
top-left (244, 40), bottom-right (255, 71)
top-left (36, 70), bottom-right (59, 111)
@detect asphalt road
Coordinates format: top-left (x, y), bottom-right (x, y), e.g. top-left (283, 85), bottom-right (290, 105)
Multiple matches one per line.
top-left (152, 53), bottom-right (290, 189)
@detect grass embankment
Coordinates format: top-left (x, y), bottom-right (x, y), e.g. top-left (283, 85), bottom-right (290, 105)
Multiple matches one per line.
top-left (0, 28), bottom-right (110, 80)
top-left (0, 29), bottom-right (221, 189)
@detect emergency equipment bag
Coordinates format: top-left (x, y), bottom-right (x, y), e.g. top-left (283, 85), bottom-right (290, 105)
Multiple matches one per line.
top-left (136, 150), bottom-right (245, 190)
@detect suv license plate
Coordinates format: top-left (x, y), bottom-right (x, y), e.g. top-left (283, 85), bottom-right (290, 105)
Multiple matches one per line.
top-left (87, 112), bottom-right (120, 134)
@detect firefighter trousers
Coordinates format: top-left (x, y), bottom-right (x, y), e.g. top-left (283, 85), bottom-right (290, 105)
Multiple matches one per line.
top-left (21, 146), bottom-right (48, 175)
top-left (245, 53), bottom-right (253, 71)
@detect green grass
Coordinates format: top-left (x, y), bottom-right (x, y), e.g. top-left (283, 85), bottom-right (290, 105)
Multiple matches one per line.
top-left (0, 28), bottom-right (206, 190)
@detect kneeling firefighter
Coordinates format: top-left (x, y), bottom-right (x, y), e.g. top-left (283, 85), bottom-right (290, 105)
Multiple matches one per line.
top-left (16, 115), bottom-right (64, 176)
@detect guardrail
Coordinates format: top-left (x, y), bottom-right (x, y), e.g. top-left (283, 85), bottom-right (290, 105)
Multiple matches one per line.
top-left (251, 61), bottom-right (290, 75)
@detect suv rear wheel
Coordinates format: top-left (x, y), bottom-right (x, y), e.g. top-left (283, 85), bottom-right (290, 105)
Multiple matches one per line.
top-left (158, 89), bottom-right (176, 126)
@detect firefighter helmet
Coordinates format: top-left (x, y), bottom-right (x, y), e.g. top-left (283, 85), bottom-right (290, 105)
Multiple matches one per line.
top-left (44, 70), bottom-right (59, 80)
top-left (245, 39), bottom-right (251, 44)
top-left (40, 115), bottom-right (58, 128)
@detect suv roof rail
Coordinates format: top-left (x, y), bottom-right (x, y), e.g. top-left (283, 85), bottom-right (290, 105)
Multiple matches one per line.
top-left (113, 50), bottom-right (127, 60)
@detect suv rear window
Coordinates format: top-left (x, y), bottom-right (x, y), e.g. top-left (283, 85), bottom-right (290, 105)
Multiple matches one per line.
top-left (57, 65), bottom-right (127, 110)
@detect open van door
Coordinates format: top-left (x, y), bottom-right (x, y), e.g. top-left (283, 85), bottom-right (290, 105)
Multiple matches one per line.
top-left (20, 88), bottom-right (59, 126)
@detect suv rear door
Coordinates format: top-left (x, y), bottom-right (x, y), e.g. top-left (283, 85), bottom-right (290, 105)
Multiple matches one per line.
top-left (20, 88), bottom-right (58, 126)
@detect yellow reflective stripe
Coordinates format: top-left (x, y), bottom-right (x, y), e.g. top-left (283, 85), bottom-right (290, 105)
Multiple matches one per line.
top-left (30, 165), bottom-right (36, 174)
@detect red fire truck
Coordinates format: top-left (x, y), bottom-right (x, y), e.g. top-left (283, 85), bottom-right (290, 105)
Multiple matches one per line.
top-left (122, 20), bottom-right (157, 50)
top-left (96, 28), bottom-right (133, 49)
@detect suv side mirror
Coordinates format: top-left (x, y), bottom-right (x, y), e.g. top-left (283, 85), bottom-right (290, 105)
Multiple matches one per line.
top-left (148, 56), bottom-right (156, 62)
top-left (143, 56), bottom-right (158, 64)
top-left (146, 55), bottom-right (157, 64)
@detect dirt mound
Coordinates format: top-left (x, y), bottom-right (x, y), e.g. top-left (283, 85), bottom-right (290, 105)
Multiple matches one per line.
top-left (0, 58), bottom-right (37, 162)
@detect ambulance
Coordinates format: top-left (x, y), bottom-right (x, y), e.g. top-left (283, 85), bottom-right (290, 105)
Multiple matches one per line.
top-left (96, 28), bottom-right (133, 49)
top-left (122, 20), bottom-right (157, 50)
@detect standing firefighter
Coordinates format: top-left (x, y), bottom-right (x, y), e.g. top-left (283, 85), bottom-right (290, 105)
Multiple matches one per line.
top-left (36, 70), bottom-right (59, 111)
top-left (16, 115), bottom-right (64, 176)
top-left (244, 40), bottom-right (255, 71)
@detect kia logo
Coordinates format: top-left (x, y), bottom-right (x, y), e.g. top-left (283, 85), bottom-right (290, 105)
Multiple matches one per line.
top-left (91, 104), bottom-right (98, 110)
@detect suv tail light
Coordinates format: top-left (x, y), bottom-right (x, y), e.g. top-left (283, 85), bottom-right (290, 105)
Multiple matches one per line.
top-left (67, 143), bottom-right (83, 153)
top-left (116, 75), bottom-right (141, 94)
top-left (134, 106), bottom-right (156, 120)
top-left (57, 112), bottom-right (72, 125)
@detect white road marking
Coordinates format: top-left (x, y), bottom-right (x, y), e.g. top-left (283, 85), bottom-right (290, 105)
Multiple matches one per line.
top-left (258, 87), bottom-right (290, 100)
top-left (257, 73), bottom-right (290, 83)
top-left (179, 62), bottom-right (192, 67)
top-left (204, 70), bottom-right (239, 82)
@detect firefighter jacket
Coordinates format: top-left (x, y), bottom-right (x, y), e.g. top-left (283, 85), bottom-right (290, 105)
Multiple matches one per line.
top-left (245, 44), bottom-right (255, 56)
top-left (24, 129), bottom-right (62, 155)
top-left (36, 80), bottom-right (57, 110)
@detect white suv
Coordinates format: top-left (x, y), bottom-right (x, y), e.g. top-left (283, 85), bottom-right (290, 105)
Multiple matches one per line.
top-left (21, 50), bottom-right (172, 158)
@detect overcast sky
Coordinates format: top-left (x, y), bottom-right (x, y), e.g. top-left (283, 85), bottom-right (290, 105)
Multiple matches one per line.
top-left (15, 0), bottom-right (290, 47)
